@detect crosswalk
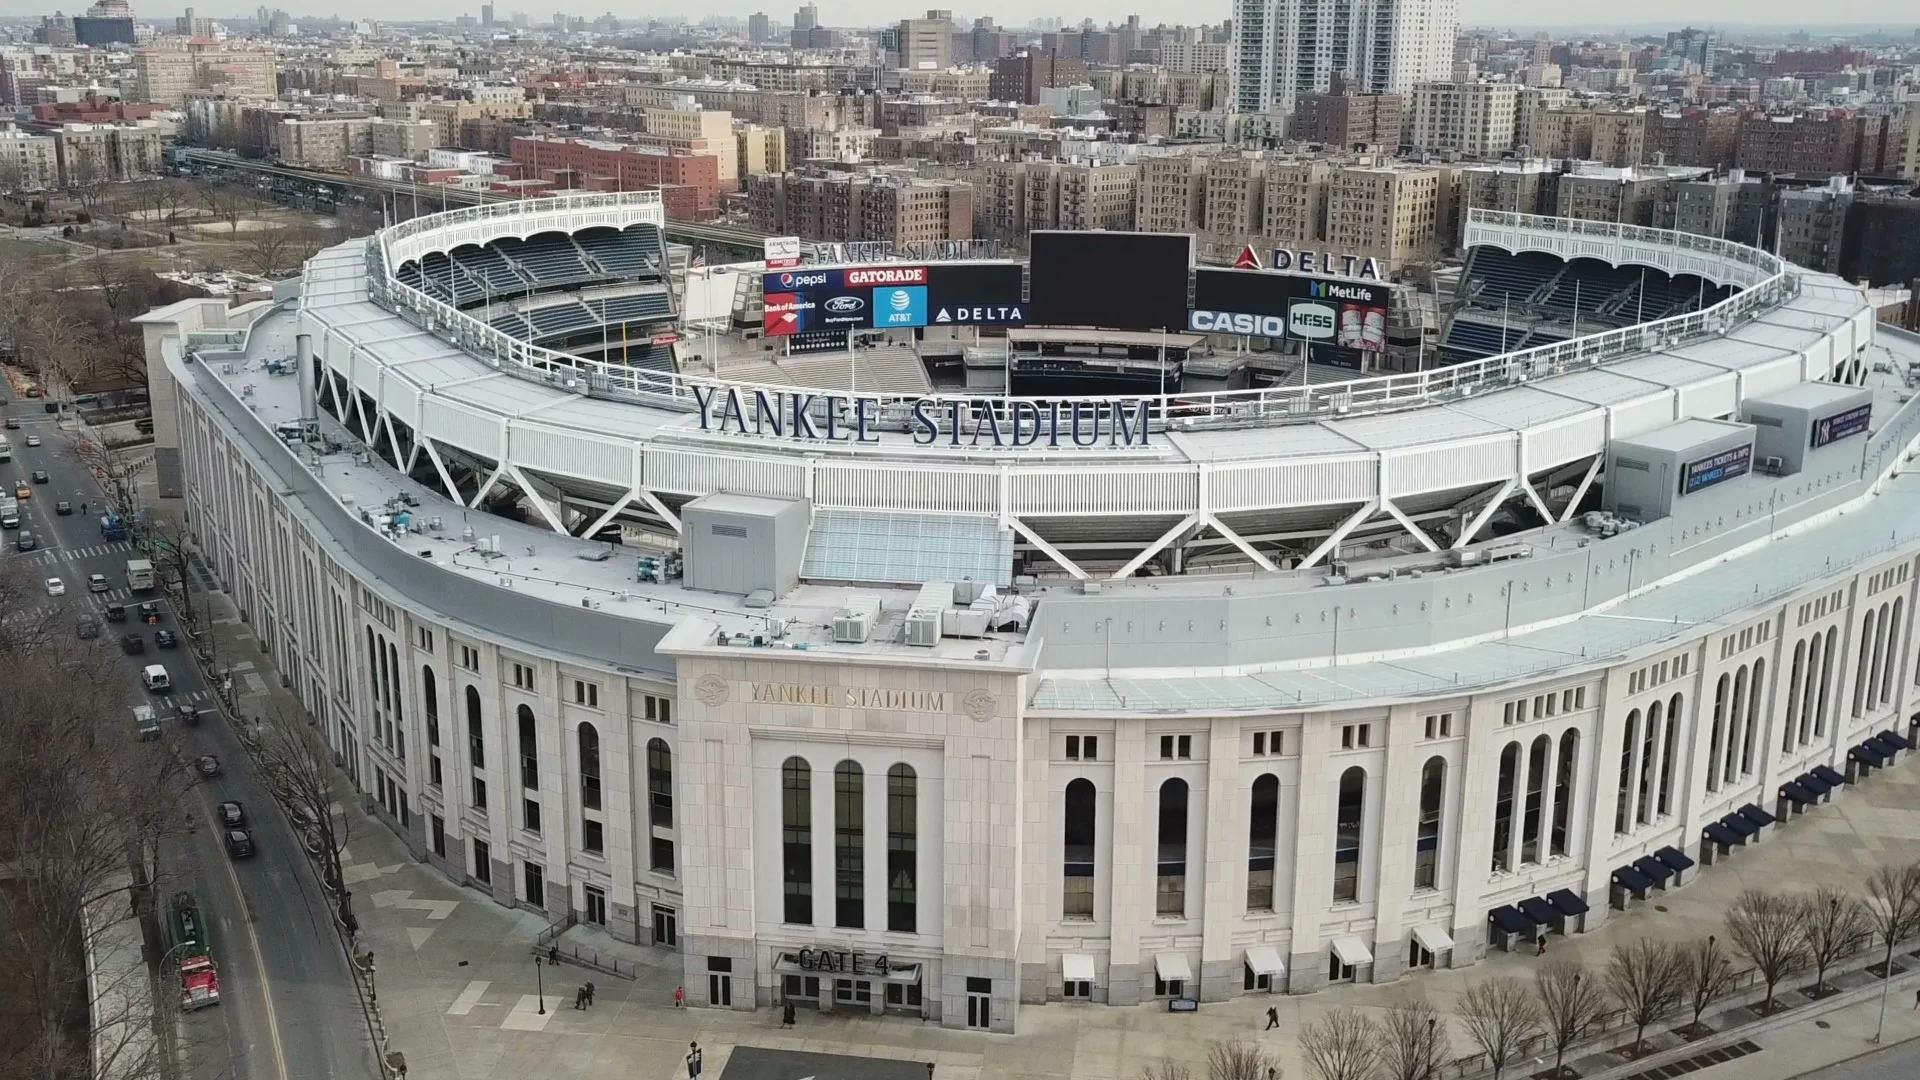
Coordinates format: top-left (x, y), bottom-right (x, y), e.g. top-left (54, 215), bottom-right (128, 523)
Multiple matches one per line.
top-left (13, 540), bottom-right (135, 567)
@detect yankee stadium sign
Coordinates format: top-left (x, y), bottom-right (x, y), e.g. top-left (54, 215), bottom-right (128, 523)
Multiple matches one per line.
top-left (690, 385), bottom-right (1154, 448)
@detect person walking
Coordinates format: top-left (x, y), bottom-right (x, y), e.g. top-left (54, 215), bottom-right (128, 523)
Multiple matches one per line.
top-left (585, 982), bottom-right (596, 1007)
top-left (573, 986), bottom-right (585, 1010)
top-left (782, 1000), bottom-right (796, 1027)
top-left (674, 985), bottom-right (685, 1007)
top-left (1264, 1006), bottom-right (1279, 1030)
top-left (548, 946), bottom-right (558, 966)
top-left (1536, 936), bottom-right (1548, 957)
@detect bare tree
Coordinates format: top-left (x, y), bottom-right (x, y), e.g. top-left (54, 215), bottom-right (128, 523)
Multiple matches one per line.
top-left (1536, 961), bottom-right (1608, 1077)
top-left (1373, 998), bottom-right (1448, 1080)
top-left (1297, 1007), bottom-right (1377, 1080)
top-left (1457, 979), bottom-right (1541, 1080)
top-left (1726, 890), bottom-right (1810, 1012)
top-left (1865, 861), bottom-right (1920, 980)
top-left (1678, 934), bottom-right (1740, 1035)
top-left (1139, 1063), bottom-right (1194, 1080)
top-left (1606, 938), bottom-right (1686, 1057)
top-left (1804, 886), bottom-right (1872, 994)
top-left (252, 709), bottom-right (357, 935)
top-left (1207, 1039), bottom-right (1279, 1080)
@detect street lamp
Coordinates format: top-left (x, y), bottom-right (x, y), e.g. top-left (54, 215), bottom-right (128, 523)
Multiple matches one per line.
top-left (535, 956), bottom-right (545, 1015)
top-left (1424, 1016), bottom-right (1437, 1080)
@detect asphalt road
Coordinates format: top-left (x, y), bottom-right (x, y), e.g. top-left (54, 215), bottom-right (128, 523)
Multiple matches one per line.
top-left (1794, 1040), bottom-right (1920, 1080)
top-left (3, 400), bottom-right (375, 1080)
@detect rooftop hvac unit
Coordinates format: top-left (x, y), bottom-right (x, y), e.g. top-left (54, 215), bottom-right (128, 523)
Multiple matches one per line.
top-left (905, 581), bottom-right (954, 648)
top-left (833, 596), bottom-right (884, 643)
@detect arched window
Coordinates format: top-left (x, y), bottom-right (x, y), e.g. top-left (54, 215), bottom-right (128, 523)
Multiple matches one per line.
top-left (886, 764), bottom-right (917, 933)
top-left (1815, 626), bottom-right (1838, 737)
top-left (1658, 693), bottom-right (1682, 817)
top-left (1063, 779), bottom-right (1096, 919)
top-left (781, 758), bottom-right (812, 925)
top-left (366, 627), bottom-right (379, 704)
top-left (1725, 667), bottom-right (1748, 786)
top-left (423, 666), bottom-right (439, 747)
top-left (1247, 774), bottom-right (1279, 910)
top-left (1551, 730), bottom-right (1578, 857)
top-left (1414, 758), bottom-right (1444, 890)
top-left (1616, 709), bottom-right (1639, 834)
top-left (1802, 634), bottom-right (1823, 743)
top-left (1638, 697), bottom-right (1661, 825)
top-left (1854, 607), bottom-right (1878, 717)
top-left (578, 722), bottom-right (600, 810)
top-left (1882, 599), bottom-right (1903, 705)
top-left (1707, 673), bottom-right (1728, 792)
top-left (833, 760), bottom-right (864, 928)
top-left (465, 685), bottom-right (484, 768)
top-left (1741, 658), bottom-right (1764, 775)
top-left (388, 643), bottom-right (402, 731)
top-left (1156, 778), bottom-right (1190, 917)
top-left (1333, 767), bottom-right (1364, 903)
top-left (1522, 735), bottom-right (1550, 864)
top-left (517, 704), bottom-right (538, 789)
top-left (1492, 742), bottom-right (1518, 871)
top-left (1786, 640), bottom-right (1807, 752)
top-left (648, 739), bottom-right (674, 833)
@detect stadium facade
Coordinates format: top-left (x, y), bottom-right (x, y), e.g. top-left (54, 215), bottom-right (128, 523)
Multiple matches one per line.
top-left (139, 191), bottom-right (1920, 1033)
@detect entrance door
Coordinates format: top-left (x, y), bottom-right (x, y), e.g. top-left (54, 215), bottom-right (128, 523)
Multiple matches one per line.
top-left (523, 862), bottom-right (544, 910)
top-left (582, 885), bottom-right (607, 927)
top-left (651, 904), bottom-right (678, 948)
top-left (965, 977), bottom-right (991, 1029)
top-left (709, 973), bottom-right (732, 1006)
top-left (782, 975), bottom-right (821, 1008)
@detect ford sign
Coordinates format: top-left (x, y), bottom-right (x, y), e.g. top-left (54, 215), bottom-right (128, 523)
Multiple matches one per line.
top-left (1189, 309), bottom-right (1288, 336)
top-left (824, 295), bottom-right (866, 314)
top-left (1288, 300), bottom-right (1337, 340)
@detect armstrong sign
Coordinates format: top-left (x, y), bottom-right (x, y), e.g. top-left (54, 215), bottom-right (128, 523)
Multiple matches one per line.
top-left (690, 385), bottom-right (1155, 448)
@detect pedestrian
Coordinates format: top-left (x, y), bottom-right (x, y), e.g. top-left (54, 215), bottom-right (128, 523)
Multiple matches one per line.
top-left (585, 981), bottom-right (596, 1007)
top-left (1913, 987), bottom-right (1920, 1010)
top-left (1264, 1005), bottom-right (1279, 1030)
top-left (1536, 935), bottom-right (1548, 956)
top-left (548, 945), bottom-right (558, 966)
top-left (674, 985), bottom-right (685, 1008)
top-left (574, 986), bottom-right (585, 1010)
top-left (782, 1000), bottom-right (795, 1027)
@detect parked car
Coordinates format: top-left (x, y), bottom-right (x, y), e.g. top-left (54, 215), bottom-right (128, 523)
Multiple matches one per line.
top-left (24, 434), bottom-right (40, 447)
top-left (44, 577), bottom-right (63, 596)
top-left (88, 573), bottom-right (109, 592)
top-left (224, 829), bottom-right (254, 858)
top-left (16, 530), bottom-right (35, 551)
top-left (217, 801), bottom-right (245, 827)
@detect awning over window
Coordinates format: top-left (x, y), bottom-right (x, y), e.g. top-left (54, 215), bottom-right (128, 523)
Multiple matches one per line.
top-left (1331, 937), bottom-right (1373, 966)
top-left (1721, 813), bottom-right (1758, 838)
top-left (1519, 896), bottom-right (1558, 925)
top-left (1704, 821), bottom-right (1742, 847)
top-left (1738, 803), bottom-right (1776, 827)
top-left (1655, 845), bottom-right (1696, 872)
top-left (1154, 953), bottom-right (1193, 983)
top-left (1853, 742), bottom-right (1889, 767)
top-left (1062, 954), bottom-right (1096, 983)
top-left (1489, 905), bottom-right (1532, 935)
top-left (1812, 764), bottom-right (1846, 788)
top-left (1634, 856), bottom-right (1675, 883)
top-left (1613, 865), bottom-right (1655, 893)
top-left (1879, 729), bottom-right (1912, 750)
top-left (1244, 946), bottom-right (1286, 977)
top-left (1548, 889), bottom-right (1590, 917)
top-left (1798, 771), bottom-right (1833, 795)
top-left (1781, 781), bottom-right (1817, 806)
top-left (1412, 925), bottom-right (1454, 953)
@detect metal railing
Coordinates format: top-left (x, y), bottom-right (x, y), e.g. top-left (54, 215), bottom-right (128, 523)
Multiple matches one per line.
top-left (361, 204), bottom-right (1815, 436)
top-left (530, 913), bottom-right (638, 980)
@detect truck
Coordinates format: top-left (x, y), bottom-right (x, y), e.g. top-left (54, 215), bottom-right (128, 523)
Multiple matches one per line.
top-left (126, 558), bottom-right (154, 591)
top-left (132, 704), bottom-right (160, 741)
top-left (165, 892), bottom-right (221, 1010)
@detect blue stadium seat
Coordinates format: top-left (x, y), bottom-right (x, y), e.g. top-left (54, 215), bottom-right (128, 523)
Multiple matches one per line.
top-left (1465, 248), bottom-right (1563, 308)
top-left (1537, 258), bottom-right (1640, 317)
top-left (1445, 317), bottom-right (1527, 358)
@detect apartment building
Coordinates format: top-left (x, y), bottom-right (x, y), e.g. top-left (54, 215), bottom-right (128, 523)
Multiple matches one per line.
top-left (1135, 154), bottom-right (1208, 235)
top-left (1292, 93), bottom-right (1404, 149)
top-left (1203, 154), bottom-right (1265, 236)
top-left (132, 43), bottom-right (277, 107)
top-left (897, 10), bottom-right (953, 71)
top-left (1777, 179), bottom-right (1852, 274)
top-left (419, 98), bottom-right (534, 147)
top-left (976, 159), bottom-right (1029, 240)
top-left (1736, 110), bottom-right (1884, 177)
top-left (370, 118), bottom-right (436, 162)
top-left (52, 122), bottom-right (164, 183)
top-left (736, 124), bottom-right (785, 179)
top-left (745, 170), bottom-right (972, 243)
top-left (1553, 164), bottom-right (1710, 228)
top-left (990, 50), bottom-right (1090, 105)
top-left (1647, 108), bottom-right (1742, 170)
top-left (1026, 160), bottom-right (1139, 232)
top-left (278, 116), bottom-right (375, 169)
top-left (1261, 159), bottom-right (1334, 249)
top-left (0, 128), bottom-right (59, 189)
top-left (642, 102), bottom-right (739, 190)
top-left (1591, 110), bottom-right (1647, 168)
top-left (1159, 39), bottom-right (1228, 75)
top-left (508, 134), bottom-right (721, 218)
top-left (1325, 163), bottom-right (1442, 271)
top-left (1528, 108), bottom-right (1596, 159)
top-left (1408, 82), bottom-right (1519, 158)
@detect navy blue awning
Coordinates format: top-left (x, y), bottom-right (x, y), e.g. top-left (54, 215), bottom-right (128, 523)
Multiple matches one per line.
top-left (1655, 845), bottom-right (1696, 872)
top-left (1882, 729), bottom-right (1913, 750)
top-left (1634, 855), bottom-right (1675, 883)
top-left (1798, 771), bottom-right (1833, 795)
top-left (1519, 896), bottom-right (1558, 925)
top-left (1853, 742), bottom-right (1889, 766)
top-left (1781, 782), bottom-right (1817, 806)
top-left (1614, 865), bottom-right (1655, 892)
top-left (1489, 905), bottom-right (1532, 935)
top-left (1704, 821), bottom-right (1742, 846)
top-left (1812, 764), bottom-right (1846, 787)
top-left (1548, 889), bottom-right (1589, 917)
top-left (1722, 812), bottom-right (1759, 837)
top-left (1738, 803), bottom-right (1776, 827)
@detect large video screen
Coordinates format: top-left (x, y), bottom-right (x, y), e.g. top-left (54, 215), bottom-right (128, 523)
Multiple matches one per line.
top-left (926, 263), bottom-right (1026, 326)
top-left (1027, 232), bottom-right (1191, 332)
top-left (1190, 267), bottom-right (1391, 370)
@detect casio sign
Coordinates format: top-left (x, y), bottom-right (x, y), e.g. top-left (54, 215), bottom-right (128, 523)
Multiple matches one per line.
top-left (823, 295), bottom-right (866, 314)
top-left (1288, 301), bottom-right (1337, 339)
top-left (1189, 310), bottom-right (1288, 336)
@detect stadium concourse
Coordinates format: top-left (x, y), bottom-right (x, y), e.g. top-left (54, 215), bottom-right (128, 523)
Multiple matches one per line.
top-left (138, 191), bottom-right (1920, 1039)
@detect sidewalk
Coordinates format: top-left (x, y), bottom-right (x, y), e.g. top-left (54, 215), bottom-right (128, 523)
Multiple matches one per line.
top-left (167, 544), bottom-right (1920, 1080)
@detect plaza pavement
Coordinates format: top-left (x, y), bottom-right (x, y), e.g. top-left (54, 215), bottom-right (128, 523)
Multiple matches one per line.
top-left (183, 574), bottom-right (1920, 1080)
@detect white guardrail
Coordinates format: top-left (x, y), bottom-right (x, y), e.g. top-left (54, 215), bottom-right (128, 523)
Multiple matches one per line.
top-left (365, 203), bottom-right (1799, 433)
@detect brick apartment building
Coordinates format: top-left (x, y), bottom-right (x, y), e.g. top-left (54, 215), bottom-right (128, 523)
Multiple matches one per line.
top-left (1292, 93), bottom-right (1404, 149)
top-left (1736, 110), bottom-right (1886, 176)
top-left (746, 170), bottom-right (972, 244)
top-left (507, 134), bottom-right (721, 219)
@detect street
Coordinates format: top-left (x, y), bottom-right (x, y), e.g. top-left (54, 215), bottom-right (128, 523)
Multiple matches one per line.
top-left (2, 398), bottom-right (376, 1080)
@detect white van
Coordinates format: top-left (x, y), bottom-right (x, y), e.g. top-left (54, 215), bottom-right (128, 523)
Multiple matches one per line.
top-left (141, 664), bottom-right (172, 692)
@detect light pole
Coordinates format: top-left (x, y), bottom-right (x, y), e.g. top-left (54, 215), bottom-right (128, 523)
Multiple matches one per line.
top-left (1424, 1015), bottom-right (1437, 1080)
top-left (535, 956), bottom-right (545, 1015)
